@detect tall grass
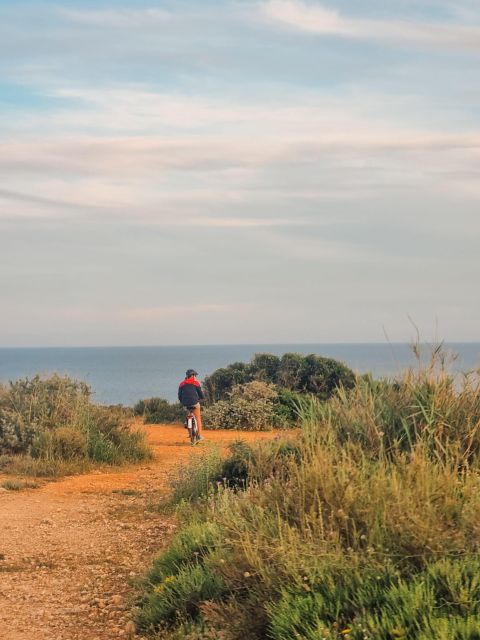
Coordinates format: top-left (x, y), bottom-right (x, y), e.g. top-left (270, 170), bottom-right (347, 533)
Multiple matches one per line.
top-left (0, 375), bottom-right (151, 476)
top-left (297, 366), bottom-right (480, 464)
top-left (137, 360), bottom-right (480, 640)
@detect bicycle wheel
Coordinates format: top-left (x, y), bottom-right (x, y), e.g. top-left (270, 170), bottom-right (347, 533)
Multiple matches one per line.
top-left (189, 414), bottom-right (198, 445)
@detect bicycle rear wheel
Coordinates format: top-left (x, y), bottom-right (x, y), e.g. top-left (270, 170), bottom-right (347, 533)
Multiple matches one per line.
top-left (188, 414), bottom-right (199, 445)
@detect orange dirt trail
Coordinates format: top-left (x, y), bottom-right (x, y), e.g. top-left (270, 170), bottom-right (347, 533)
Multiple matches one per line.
top-left (0, 424), bottom-right (277, 640)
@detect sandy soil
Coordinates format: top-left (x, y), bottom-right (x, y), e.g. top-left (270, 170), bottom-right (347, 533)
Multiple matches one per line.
top-left (0, 424), bottom-right (276, 640)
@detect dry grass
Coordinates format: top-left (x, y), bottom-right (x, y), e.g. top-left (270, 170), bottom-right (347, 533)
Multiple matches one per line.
top-left (1, 479), bottom-right (40, 491)
top-left (137, 356), bottom-right (480, 640)
top-left (0, 375), bottom-right (152, 477)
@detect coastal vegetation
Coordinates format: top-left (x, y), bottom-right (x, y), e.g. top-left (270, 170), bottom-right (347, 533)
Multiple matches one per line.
top-left (203, 352), bottom-right (356, 403)
top-left (134, 352), bottom-right (355, 431)
top-left (134, 397), bottom-right (185, 424)
top-left (136, 358), bottom-right (480, 639)
top-left (0, 374), bottom-right (151, 477)
top-left (202, 380), bottom-right (299, 430)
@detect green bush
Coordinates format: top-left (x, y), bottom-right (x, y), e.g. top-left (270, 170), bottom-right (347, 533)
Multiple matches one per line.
top-left (0, 374), bottom-right (89, 454)
top-left (31, 426), bottom-right (87, 460)
top-left (138, 521), bottom-right (225, 631)
top-left (134, 397), bottom-right (185, 424)
top-left (0, 375), bottom-right (151, 472)
top-left (215, 439), bottom-right (301, 491)
top-left (204, 353), bottom-right (355, 403)
top-left (203, 362), bottom-right (252, 404)
top-left (202, 352), bottom-right (346, 430)
top-left (216, 441), bottom-right (253, 490)
top-left (168, 442), bottom-right (253, 504)
top-left (85, 406), bottom-right (151, 464)
top-left (139, 563), bottom-right (225, 629)
top-left (268, 557), bottom-right (480, 640)
top-left (203, 381), bottom-right (277, 431)
top-left (272, 388), bottom-right (301, 427)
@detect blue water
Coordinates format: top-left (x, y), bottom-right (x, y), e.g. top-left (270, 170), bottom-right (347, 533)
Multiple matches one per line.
top-left (0, 343), bottom-right (479, 406)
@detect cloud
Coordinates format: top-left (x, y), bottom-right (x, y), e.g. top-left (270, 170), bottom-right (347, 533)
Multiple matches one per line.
top-left (126, 303), bottom-right (245, 321)
top-left (4, 83), bottom-right (480, 167)
top-left (1, 2), bottom-right (480, 347)
top-left (262, 0), bottom-right (480, 50)
top-left (60, 8), bottom-right (170, 28)
top-left (0, 188), bottom-right (81, 209)
top-left (263, 1), bottom-right (348, 35)
top-left (2, 118), bottom-right (480, 228)
top-left (2, 128), bottom-right (479, 180)
top-left (1, 84), bottom-right (479, 236)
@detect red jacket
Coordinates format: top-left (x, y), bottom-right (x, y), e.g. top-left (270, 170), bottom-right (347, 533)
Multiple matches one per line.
top-left (178, 376), bottom-right (205, 407)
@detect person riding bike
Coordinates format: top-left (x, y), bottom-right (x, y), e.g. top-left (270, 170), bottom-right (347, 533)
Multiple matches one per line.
top-left (178, 369), bottom-right (205, 439)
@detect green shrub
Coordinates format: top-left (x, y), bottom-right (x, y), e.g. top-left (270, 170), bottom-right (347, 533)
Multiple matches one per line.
top-left (217, 441), bottom-right (253, 490)
top-left (268, 557), bottom-right (480, 640)
top-left (272, 388), bottom-right (301, 427)
top-left (203, 362), bottom-right (252, 403)
top-left (134, 397), bottom-right (185, 424)
top-left (0, 375), bottom-right (89, 454)
top-left (275, 352), bottom-right (355, 398)
top-left (31, 426), bottom-right (87, 460)
top-left (216, 439), bottom-right (301, 491)
top-left (203, 381), bottom-right (277, 431)
top-left (148, 621), bottom-right (218, 640)
top-left (0, 375), bottom-right (151, 471)
top-left (169, 441), bottom-right (254, 504)
top-left (139, 563), bottom-right (225, 630)
top-left (85, 407), bottom-right (151, 464)
top-left (0, 454), bottom-right (91, 477)
top-left (203, 353), bottom-right (355, 403)
top-left (138, 521), bottom-right (225, 631)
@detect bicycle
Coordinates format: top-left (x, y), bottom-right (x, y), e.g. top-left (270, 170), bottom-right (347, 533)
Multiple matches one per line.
top-left (185, 407), bottom-right (201, 445)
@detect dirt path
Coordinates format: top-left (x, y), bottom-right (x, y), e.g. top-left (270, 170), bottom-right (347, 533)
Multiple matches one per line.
top-left (0, 424), bottom-right (276, 640)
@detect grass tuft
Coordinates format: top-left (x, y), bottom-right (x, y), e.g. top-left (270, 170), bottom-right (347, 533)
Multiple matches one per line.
top-left (1, 479), bottom-right (39, 491)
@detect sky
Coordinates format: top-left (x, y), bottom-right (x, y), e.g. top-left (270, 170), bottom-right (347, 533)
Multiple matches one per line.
top-left (1, 0), bottom-right (479, 347)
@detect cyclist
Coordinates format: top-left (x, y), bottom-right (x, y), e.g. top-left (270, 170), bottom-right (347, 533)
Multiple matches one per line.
top-left (178, 369), bottom-right (205, 439)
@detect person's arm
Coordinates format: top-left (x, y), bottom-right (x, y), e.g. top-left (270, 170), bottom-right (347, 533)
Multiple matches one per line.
top-left (178, 386), bottom-right (183, 403)
top-left (197, 385), bottom-right (205, 401)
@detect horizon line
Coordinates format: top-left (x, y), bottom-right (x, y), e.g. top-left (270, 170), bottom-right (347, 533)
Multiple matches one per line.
top-left (1, 340), bottom-right (479, 350)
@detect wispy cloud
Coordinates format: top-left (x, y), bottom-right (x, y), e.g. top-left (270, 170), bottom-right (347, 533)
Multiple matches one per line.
top-left (1, 0), bottom-right (480, 344)
top-left (126, 303), bottom-right (245, 321)
top-left (60, 8), bottom-right (171, 28)
top-left (2, 117), bottom-right (480, 228)
top-left (262, 0), bottom-right (480, 50)
top-left (0, 188), bottom-right (81, 209)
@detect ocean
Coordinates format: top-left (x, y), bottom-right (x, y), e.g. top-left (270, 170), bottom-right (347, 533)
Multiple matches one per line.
top-left (0, 343), bottom-right (479, 406)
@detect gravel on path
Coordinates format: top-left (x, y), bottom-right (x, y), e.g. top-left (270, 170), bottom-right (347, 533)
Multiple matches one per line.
top-left (0, 424), bottom-right (276, 640)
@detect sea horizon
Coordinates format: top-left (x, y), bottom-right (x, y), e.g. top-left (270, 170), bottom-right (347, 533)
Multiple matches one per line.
top-left (1, 342), bottom-right (479, 406)
top-left (2, 340), bottom-right (479, 350)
